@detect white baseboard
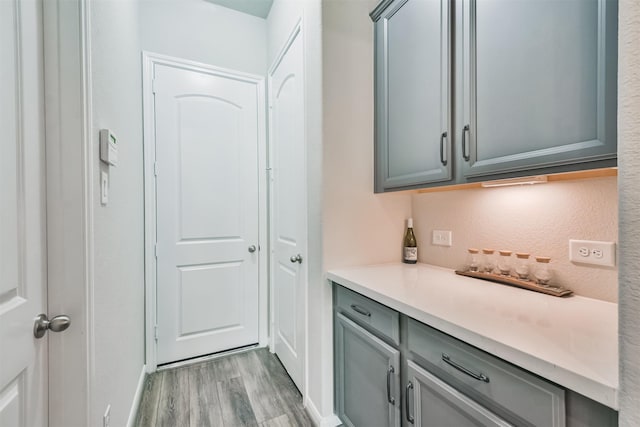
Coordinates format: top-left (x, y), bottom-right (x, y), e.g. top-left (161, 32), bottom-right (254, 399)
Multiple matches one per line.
top-left (304, 396), bottom-right (341, 427)
top-left (126, 364), bottom-right (147, 427)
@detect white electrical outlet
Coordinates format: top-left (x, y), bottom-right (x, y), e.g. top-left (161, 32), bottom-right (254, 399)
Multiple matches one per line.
top-left (569, 240), bottom-right (616, 267)
top-left (103, 405), bottom-right (111, 427)
top-left (432, 230), bottom-right (452, 247)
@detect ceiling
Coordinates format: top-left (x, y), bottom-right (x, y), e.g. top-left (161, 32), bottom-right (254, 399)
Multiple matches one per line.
top-left (205, 0), bottom-right (274, 19)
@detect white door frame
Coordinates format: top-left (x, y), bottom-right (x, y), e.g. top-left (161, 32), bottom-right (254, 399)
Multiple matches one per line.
top-left (268, 18), bottom-right (308, 397)
top-left (44, 0), bottom-right (94, 424)
top-left (142, 52), bottom-right (269, 372)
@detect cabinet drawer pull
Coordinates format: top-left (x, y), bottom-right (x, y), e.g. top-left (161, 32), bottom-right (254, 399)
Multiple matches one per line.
top-left (405, 381), bottom-right (415, 424)
top-left (462, 124), bottom-right (470, 161)
top-left (440, 131), bottom-right (448, 166)
top-left (386, 365), bottom-right (396, 405)
top-left (350, 304), bottom-right (371, 317)
top-left (442, 353), bottom-right (490, 383)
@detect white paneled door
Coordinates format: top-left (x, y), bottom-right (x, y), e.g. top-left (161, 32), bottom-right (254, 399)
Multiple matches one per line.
top-left (269, 26), bottom-right (306, 390)
top-left (0, 0), bottom-right (47, 425)
top-left (154, 61), bottom-right (262, 364)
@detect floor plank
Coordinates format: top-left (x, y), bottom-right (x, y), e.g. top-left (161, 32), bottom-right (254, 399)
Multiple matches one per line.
top-left (235, 349), bottom-right (265, 378)
top-left (211, 354), bottom-right (241, 381)
top-left (135, 348), bottom-right (312, 427)
top-left (217, 376), bottom-right (259, 426)
top-left (236, 350), bottom-right (287, 423)
top-left (135, 371), bottom-right (164, 427)
top-left (256, 351), bottom-right (311, 424)
top-left (188, 364), bottom-right (224, 427)
top-left (156, 367), bottom-right (190, 427)
top-left (259, 413), bottom-right (292, 427)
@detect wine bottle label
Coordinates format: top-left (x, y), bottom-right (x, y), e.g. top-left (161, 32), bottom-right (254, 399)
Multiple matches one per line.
top-left (404, 247), bottom-right (418, 261)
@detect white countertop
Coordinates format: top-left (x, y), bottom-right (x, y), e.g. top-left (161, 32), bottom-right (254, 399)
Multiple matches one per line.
top-left (327, 262), bottom-right (619, 409)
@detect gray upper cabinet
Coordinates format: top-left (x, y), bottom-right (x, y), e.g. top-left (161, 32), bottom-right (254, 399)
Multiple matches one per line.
top-left (371, 0), bottom-right (618, 191)
top-left (372, 0), bottom-right (452, 192)
top-left (460, 0), bottom-right (618, 179)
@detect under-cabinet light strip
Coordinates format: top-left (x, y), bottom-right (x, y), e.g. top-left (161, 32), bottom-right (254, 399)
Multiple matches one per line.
top-left (480, 175), bottom-right (548, 188)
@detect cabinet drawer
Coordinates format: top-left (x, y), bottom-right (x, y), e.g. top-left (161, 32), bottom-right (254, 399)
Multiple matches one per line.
top-left (334, 285), bottom-right (400, 345)
top-left (406, 360), bottom-right (513, 427)
top-left (407, 319), bottom-right (565, 427)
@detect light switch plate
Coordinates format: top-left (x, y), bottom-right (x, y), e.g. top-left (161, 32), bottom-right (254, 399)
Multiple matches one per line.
top-left (432, 230), bottom-right (452, 247)
top-left (101, 171), bottom-right (109, 205)
top-left (569, 239), bottom-right (616, 267)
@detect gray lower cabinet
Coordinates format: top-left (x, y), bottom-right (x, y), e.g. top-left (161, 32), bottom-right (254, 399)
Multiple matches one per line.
top-left (334, 312), bottom-right (401, 427)
top-left (333, 284), bottom-right (617, 427)
top-left (371, 0), bottom-right (618, 192)
top-left (406, 360), bottom-right (512, 427)
top-left (407, 318), bottom-right (566, 427)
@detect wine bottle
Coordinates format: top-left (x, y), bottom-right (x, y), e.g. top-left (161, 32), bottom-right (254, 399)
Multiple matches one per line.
top-left (403, 218), bottom-right (417, 264)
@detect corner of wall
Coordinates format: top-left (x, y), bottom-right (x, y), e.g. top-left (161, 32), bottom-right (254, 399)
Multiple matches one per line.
top-left (617, 0), bottom-right (640, 425)
top-left (125, 365), bottom-right (147, 427)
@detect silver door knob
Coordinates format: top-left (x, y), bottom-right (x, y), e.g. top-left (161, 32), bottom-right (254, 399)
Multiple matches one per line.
top-left (248, 245), bottom-right (257, 253)
top-left (34, 313), bottom-right (71, 339)
top-left (290, 254), bottom-right (303, 263)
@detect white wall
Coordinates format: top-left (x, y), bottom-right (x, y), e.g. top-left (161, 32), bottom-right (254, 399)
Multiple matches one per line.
top-left (85, 3), bottom-right (269, 425)
top-left (90, 0), bottom-right (145, 425)
top-left (412, 176), bottom-right (618, 302)
top-left (139, 0), bottom-right (266, 75)
top-left (618, 0), bottom-right (640, 424)
top-left (267, 0), bottom-right (304, 63)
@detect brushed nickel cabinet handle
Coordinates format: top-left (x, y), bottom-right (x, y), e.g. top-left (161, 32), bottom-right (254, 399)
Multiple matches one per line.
top-left (387, 365), bottom-right (396, 405)
top-left (350, 304), bottom-right (371, 317)
top-left (462, 124), bottom-right (471, 161)
top-left (442, 353), bottom-right (490, 383)
top-left (440, 131), bottom-right (448, 166)
top-left (406, 381), bottom-right (415, 424)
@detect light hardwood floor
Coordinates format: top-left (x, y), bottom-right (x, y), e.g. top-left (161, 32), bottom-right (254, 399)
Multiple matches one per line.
top-left (135, 348), bottom-right (313, 427)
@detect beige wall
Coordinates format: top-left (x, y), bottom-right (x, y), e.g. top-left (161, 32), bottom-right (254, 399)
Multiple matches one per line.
top-left (322, 0), bottom-right (413, 271)
top-left (618, 0), bottom-right (640, 425)
top-left (412, 176), bottom-right (618, 302)
top-left (320, 0), bottom-right (412, 421)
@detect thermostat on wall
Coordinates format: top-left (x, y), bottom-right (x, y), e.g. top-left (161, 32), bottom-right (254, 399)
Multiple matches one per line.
top-left (99, 129), bottom-right (118, 166)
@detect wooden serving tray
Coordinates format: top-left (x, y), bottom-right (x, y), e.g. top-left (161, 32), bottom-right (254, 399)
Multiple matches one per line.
top-left (454, 270), bottom-right (573, 297)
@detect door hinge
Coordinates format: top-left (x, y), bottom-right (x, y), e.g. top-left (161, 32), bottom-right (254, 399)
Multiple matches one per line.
top-left (154, 161), bottom-right (159, 177)
top-left (152, 78), bottom-right (157, 94)
top-left (154, 243), bottom-right (158, 258)
top-left (154, 325), bottom-right (159, 341)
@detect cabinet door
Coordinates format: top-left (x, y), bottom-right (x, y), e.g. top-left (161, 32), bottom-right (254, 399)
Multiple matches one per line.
top-left (406, 361), bottom-right (513, 427)
top-left (373, 0), bottom-right (452, 192)
top-left (459, 0), bottom-right (617, 179)
top-left (335, 312), bottom-right (401, 427)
